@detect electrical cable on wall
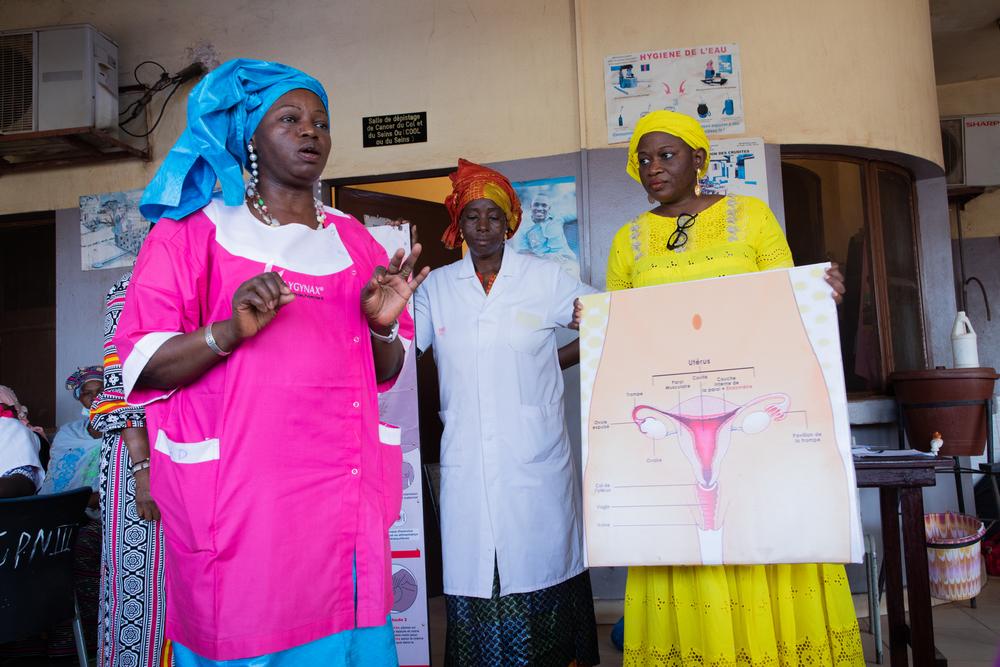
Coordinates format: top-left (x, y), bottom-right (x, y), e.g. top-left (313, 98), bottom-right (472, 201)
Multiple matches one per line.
top-left (119, 60), bottom-right (206, 138)
top-left (118, 61), bottom-right (168, 123)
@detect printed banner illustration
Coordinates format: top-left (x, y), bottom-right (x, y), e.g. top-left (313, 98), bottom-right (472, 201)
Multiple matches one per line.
top-left (80, 188), bottom-right (151, 271)
top-left (702, 138), bottom-right (768, 204)
top-left (579, 264), bottom-right (862, 567)
top-left (606, 44), bottom-right (744, 144)
top-left (368, 223), bottom-right (431, 667)
top-left (509, 176), bottom-right (581, 278)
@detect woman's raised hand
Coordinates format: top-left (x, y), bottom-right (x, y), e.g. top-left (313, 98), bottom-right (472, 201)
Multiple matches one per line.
top-left (825, 262), bottom-right (846, 305)
top-left (226, 272), bottom-right (295, 341)
top-left (362, 245), bottom-right (431, 330)
top-left (569, 298), bottom-right (584, 331)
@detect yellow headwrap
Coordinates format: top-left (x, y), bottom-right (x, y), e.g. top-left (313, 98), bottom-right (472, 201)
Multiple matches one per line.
top-left (626, 110), bottom-right (711, 183)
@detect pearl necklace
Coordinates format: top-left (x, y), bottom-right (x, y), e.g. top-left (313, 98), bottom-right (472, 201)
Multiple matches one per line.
top-left (246, 193), bottom-right (326, 230)
top-left (244, 141), bottom-right (325, 230)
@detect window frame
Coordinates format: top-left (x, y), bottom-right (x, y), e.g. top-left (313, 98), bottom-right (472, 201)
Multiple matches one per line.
top-left (780, 152), bottom-right (927, 393)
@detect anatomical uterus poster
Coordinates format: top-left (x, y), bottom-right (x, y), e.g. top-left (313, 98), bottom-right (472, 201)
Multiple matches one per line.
top-left (579, 264), bottom-right (862, 566)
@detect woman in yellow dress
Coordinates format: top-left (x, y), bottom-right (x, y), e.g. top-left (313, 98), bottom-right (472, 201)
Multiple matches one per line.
top-left (604, 110), bottom-right (864, 666)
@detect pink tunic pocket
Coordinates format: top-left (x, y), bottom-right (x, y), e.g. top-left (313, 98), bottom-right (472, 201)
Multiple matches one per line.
top-left (152, 428), bottom-right (220, 556)
top-left (379, 422), bottom-right (403, 529)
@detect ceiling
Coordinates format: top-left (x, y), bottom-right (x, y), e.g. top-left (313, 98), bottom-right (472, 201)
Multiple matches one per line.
top-left (931, 0), bottom-right (1000, 84)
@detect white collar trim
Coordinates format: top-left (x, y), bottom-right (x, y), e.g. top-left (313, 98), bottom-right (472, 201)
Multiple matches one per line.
top-left (205, 197), bottom-right (353, 276)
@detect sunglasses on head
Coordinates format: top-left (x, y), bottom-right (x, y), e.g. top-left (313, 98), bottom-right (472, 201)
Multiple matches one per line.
top-left (666, 213), bottom-right (698, 251)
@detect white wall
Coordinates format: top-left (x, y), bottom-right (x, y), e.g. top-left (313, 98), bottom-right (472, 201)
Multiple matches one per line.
top-left (54, 208), bottom-right (122, 426)
top-left (577, 0), bottom-right (944, 164)
top-left (1, 0), bottom-right (946, 215)
top-left (0, 0), bottom-right (580, 214)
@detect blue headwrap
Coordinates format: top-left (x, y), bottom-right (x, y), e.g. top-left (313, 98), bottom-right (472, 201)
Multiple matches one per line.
top-left (139, 58), bottom-right (329, 223)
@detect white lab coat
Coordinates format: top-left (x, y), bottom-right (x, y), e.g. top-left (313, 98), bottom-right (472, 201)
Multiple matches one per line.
top-left (414, 245), bottom-right (597, 597)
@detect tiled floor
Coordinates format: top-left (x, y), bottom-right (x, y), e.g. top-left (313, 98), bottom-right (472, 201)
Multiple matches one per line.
top-left (856, 578), bottom-right (1000, 667)
top-left (427, 581), bottom-right (1000, 666)
top-left (5, 585), bottom-right (998, 665)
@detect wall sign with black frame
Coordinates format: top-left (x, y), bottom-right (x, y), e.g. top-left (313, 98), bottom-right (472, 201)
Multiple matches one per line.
top-left (363, 112), bottom-right (427, 148)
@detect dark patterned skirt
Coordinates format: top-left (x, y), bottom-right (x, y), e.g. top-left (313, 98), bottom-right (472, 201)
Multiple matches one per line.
top-left (445, 565), bottom-right (600, 667)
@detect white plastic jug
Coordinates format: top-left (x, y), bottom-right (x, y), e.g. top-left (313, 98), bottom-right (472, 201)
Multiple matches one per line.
top-left (952, 311), bottom-right (980, 368)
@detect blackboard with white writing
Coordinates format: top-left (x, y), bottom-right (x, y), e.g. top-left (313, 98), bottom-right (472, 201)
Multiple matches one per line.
top-left (363, 112), bottom-right (428, 148)
top-left (0, 524), bottom-right (78, 570)
top-left (0, 489), bottom-right (89, 640)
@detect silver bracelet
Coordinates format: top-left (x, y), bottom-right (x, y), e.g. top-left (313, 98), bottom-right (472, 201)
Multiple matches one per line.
top-left (204, 323), bottom-right (231, 357)
top-left (369, 320), bottom-right (399, 344)
top-left (129, 458), bottom-right (150, 475)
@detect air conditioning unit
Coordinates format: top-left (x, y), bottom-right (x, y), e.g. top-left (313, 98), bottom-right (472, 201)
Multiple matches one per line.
top-left (941, 114), bottom-right (1000, 187)
top-left (962, 114), bottom-right (1000, 187)
top-left (940, 117), bottom-right (965, 186)
top-left (0, 24), bottom-right (118, 135)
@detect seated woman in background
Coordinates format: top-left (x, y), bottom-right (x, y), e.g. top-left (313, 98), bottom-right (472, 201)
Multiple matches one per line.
top-left (0, 387), bottom-right (44, 498)
top-left (0, 384), bottom-right (48, 465)
top-left (38, 366), bottom-right (105, 658)
top-left (1, 379), bottom-right (101, 657)
top-left (41, 366), bottom-right (104, 501)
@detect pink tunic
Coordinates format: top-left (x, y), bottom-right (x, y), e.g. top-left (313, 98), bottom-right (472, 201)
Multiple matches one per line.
top-left (114, 197), bottom-right (411, 660)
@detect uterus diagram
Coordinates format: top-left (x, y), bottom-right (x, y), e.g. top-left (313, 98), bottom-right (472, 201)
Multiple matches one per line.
top-left (631, 392), bottom-right (790, 565)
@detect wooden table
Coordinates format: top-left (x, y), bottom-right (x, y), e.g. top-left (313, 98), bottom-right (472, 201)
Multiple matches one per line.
top-left (854, 456), bottom-right (953, 667)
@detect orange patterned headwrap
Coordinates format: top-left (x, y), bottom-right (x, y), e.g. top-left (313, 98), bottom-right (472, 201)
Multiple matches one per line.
top-left (442, 158), bottom-right (522, 250)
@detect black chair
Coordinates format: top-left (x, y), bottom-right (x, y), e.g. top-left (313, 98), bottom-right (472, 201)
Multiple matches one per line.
top-left (0, 487), bottom-right (92, 667)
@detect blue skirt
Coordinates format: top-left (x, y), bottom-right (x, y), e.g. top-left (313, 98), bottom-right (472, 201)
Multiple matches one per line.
top-left (172, 617), bottom-right (397, 667)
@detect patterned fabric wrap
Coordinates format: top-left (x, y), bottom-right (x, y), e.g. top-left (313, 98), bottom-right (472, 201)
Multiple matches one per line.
top-left (90, 274), bottom-right (147, 435)
top-left (93, 274), bottom-right (170, 667)
top-left (442, 158), bottom-right (522, 250)
top-left (444, 565), bottom-right (600, 667)
top-left (66, 365), bottom-right (104, 399)
top-left (626, 110), bottom-right (711, 182)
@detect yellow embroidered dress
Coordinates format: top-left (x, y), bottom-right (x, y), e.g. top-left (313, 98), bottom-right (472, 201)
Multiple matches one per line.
top-left (606, 195), bottom-right (864, 667)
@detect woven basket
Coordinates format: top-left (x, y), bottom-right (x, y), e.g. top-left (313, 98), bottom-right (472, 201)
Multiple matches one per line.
top-left (925, 512), bottom-right (986, 601)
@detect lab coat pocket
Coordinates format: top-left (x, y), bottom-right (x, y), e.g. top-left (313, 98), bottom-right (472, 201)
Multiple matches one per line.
top-left (513, 400), bottom-right (567, 464)
top-left (506, 308), bottom-right (548, 354)
top-left (379, 423), bottom-right (404, 529)
top-left (438, 410), bottom-right (463, 467)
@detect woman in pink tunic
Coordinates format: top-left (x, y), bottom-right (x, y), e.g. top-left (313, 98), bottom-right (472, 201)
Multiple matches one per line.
top-left (113, 59), bottom-right (428, 666)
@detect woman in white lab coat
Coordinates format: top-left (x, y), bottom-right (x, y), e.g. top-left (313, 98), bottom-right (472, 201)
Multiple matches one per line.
top-left (414, 159), bottom-right (600, 666)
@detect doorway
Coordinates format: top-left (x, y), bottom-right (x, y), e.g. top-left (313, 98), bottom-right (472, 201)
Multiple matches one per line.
top-left (0, 212), bottom-right (57, 432)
